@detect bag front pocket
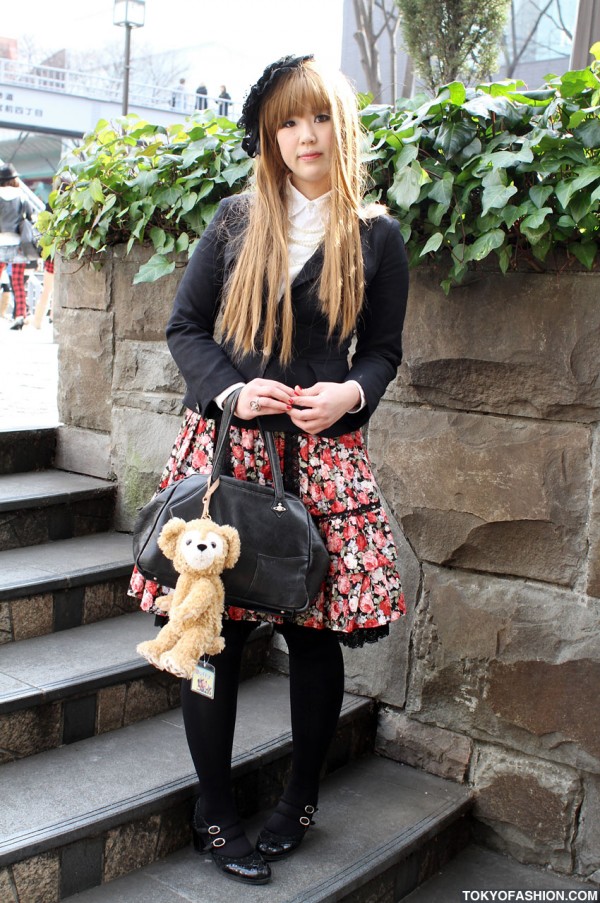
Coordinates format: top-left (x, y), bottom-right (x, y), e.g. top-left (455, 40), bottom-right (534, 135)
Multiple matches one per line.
top-left (241, 554), bottom-right (310, 614)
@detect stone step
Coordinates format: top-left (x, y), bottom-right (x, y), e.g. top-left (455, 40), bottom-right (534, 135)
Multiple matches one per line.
top-left (0, 427), bottom-right (56, 475)
top-left (0, 532), bottom-right (136, 643)
top-left (402, 843), bottom-right (598, 901)
top-left (0, 612), bottom-right (181, 762)
top-left (59, 756), bottom-right (472, 903)
top-left (0, 672), bottom-right (378, 901)
top-left (0, 470), bottom-right (117, 552)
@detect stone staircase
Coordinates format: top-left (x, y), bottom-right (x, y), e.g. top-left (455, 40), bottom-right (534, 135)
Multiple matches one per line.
top-left (0, 427), bottom-right (474, 902)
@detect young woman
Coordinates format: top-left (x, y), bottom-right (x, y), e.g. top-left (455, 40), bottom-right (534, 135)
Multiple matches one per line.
top-left (129, 55), bottom-right (409, 885)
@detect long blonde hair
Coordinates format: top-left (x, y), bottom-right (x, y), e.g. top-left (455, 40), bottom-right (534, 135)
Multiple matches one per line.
top-left (221, 59), bottom-right (378, 365)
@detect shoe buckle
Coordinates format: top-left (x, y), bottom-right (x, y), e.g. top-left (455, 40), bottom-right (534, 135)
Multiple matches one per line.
top-left (299, 815), bottom-right (311, 826)
top-left (305, 805), bottom-right (316, 815)
top-left (208, 824), bottom-right (225, 846)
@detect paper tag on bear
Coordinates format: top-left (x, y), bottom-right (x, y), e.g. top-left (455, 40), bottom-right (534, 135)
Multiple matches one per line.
top-left (191, 662), bottom-right (216, 699)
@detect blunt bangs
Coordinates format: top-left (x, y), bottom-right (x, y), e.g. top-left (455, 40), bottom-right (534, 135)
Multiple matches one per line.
top-left (261, 64), bottom-right (333, 135)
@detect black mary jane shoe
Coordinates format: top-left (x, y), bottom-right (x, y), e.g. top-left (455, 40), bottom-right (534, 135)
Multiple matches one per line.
top-left (256, 801), bottom-right (318, 861)
top-left (192, 812), bottom-right (271, 885)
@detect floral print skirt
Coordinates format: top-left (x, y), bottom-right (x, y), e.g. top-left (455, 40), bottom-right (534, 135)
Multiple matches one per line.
top-left (128, 409), bottom-right (405, 647)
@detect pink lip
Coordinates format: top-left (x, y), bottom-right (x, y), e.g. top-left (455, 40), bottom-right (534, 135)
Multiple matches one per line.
top-left (299, 153), bottom-right (321, 160)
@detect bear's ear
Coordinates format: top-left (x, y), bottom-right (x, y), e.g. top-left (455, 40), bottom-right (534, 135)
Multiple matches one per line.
top-left (158, 517), bottom-right (186, 560)
top-left (220, 525), bottom-right (241, 570)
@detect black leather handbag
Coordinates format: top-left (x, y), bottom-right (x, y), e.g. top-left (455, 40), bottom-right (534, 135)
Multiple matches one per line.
top-left (132, 391), bottom-right (330, 616)
top-left (17, 217), bottom-right (41, 260)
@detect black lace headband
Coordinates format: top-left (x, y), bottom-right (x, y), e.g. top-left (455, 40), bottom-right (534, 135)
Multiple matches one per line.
top-left (237, 54), bottom-right (314, 157)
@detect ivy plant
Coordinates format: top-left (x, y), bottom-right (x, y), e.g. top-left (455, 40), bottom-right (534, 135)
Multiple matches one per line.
top-left (363, 42), bottom-right (600, 291)
top-left (37, 112), bottom-right (253, 284)
top-left (38, 47), bottom-right (600, 291)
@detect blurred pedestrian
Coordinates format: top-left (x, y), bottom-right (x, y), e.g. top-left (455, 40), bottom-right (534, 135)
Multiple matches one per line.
top-left (195, 82), bottom-right (208, 110)
top-left (171, 78), bottom-right (187, 112)
top-left (0, 163), bottom-right (34, 330)
top-left (218, 85), bottom-right (231, 116)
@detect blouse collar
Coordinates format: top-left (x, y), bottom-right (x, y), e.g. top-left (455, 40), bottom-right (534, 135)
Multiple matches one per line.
top-left (286, 179), bottom-right (331, 220)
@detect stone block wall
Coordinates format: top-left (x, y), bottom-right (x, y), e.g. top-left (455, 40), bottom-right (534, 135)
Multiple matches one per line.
top-left (370, 266), bottom-right (600, 880)
top-left (54, 250), bottom-right (600, 879)
top-left (54, 248), bottom-right (186, 529)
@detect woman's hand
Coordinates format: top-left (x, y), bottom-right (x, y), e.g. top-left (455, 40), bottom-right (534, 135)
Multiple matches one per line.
top-left (234, 379), bottom-right (296, 420)
top-left (287, 382), bottom-right (361, 434)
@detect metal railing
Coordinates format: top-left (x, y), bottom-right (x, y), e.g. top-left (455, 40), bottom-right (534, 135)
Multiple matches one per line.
top-left (0, 58), bottom-right (238, 117)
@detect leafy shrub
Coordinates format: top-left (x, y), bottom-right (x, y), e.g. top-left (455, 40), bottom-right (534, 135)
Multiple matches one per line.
top-left (37, 113), bottom-right (253, 284)
top-left (39, 48), bottom-right (600, 290)
top-left (364, 43), bottom-right (600, 292)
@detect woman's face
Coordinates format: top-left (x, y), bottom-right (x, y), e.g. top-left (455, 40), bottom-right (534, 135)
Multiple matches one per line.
top-left (276, 110), bottom-right (333, 200)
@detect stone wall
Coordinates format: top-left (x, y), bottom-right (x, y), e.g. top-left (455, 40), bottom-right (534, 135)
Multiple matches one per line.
top-left (53, 247), bottom-right (186, 529)
top-left (370, 265), bottom-right (600, 880)
top-left (53, 250), bottom-right (600, 880)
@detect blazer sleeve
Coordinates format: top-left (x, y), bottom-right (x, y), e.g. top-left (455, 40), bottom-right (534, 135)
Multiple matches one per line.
top-left (166, 198), bottom-right (246, 416)
top-left (344, 215), bottom-right (408, 418)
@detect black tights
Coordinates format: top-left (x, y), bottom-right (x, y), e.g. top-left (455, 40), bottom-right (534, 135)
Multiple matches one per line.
top-left (181, 619), bottom-right (345, 853)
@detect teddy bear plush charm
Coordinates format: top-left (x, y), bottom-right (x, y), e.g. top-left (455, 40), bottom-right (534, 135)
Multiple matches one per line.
top-left (136, 516), bottom-right (240, 679)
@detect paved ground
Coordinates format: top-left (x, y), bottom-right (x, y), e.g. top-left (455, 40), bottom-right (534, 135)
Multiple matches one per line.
top-left (0, 315), bottom-right (59, 431)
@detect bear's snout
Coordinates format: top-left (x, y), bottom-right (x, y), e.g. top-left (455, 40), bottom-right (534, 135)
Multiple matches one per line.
top-left (197, 543), bottom-right (207, 552)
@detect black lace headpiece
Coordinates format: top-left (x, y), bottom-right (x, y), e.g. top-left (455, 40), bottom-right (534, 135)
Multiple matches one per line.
top-left (238, 54), bottom-right (314, 157)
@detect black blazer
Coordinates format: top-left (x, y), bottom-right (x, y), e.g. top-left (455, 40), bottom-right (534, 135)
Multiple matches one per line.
top-left (166, 195), bottom-right (409, 438)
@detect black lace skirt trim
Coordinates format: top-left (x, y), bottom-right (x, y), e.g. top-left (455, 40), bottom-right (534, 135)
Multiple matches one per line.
top-left (156, 615), bottom-right (390, 648)
top-left (337, 624), bottom-right (390, 648)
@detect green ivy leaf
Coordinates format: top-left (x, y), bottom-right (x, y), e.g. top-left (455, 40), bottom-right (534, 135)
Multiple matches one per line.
top-left (520, 207), bottom-right (553, 230)
top-left (420, 233), bottom-right (444, 256)
top-left (529, 185), bottom-right (554, 208)
top-left (133, 254), bottom-right (176, 284)
top-left (568, 193), bottom-right (591, 223)
top-left (555, 166), bottom-right (600, 208)
top-left (569, 242), bottom-right (597, 269)
top-left (428, 173), bottom-right (454, 205)
top-left (573, 118), bottom-right (600, 148)
top-left (88, 179), bottom-right (105, 203)
top-left (393, 144), bottom-right (419, 169)
top-left (434, 121), bottom-right (478, 160)
top-left (463, 229), bottom-right (505, 262)
top-left (221, 159), bottom-right (254, 187)
top-left (388, 164), bottom-right (425, 210)
top-left (481, 176), bottom-right (518, 216)
top-left (175, 233), bottom-right (190, 253)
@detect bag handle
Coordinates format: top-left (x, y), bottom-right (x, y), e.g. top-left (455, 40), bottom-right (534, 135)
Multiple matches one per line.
top-left (205, 388), bottom-right (288, 516)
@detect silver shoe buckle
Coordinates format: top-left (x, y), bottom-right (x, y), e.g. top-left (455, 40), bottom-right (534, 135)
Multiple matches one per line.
top-left (299, 815), bottom-right (311, 826)
top-left (212, 836), bottom-right (226, 847)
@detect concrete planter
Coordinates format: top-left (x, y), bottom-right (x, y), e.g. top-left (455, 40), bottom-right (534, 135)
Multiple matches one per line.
top-left (53, 249), bottom-right (600, 878)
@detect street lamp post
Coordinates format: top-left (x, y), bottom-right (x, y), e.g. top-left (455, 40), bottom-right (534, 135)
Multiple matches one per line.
top-left (113, 0), bottom-right (146, 115)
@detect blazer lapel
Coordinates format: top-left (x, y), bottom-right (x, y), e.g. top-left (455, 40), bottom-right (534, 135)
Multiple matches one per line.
top-left (292, 244), bottom-right (324, 289)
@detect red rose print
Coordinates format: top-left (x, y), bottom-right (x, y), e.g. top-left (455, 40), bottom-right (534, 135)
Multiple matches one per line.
top-left (343, 522), bottom-right (358, 540)
top-left (329, 534), bottom-right (344, 553)
top-left (324, 482), bottom-right (336, 500)
top-left (355, 533), bottom-right (368, 551)
top-left (363, 550), bottom-right (379, 571)
top-left (338, 575), bottom-right (351, 594)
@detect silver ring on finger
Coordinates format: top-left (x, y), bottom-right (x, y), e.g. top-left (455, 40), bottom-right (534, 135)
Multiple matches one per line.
top-left (249, 397), bottom-right (262, 413)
